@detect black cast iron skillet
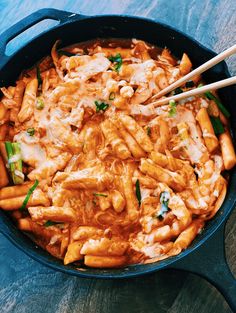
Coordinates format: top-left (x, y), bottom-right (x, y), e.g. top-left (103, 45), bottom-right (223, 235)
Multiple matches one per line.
top-left (0, 8), bottom-right (236, 311)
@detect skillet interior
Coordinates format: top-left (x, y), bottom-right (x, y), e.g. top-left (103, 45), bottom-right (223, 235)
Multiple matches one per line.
top-left (0, 15), bottom-right (236, 278)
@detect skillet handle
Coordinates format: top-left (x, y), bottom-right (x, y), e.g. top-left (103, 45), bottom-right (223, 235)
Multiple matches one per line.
top-left (0, 8), bottom-right (86, 69)
top-left (171, 223), bottom-right (236, 312)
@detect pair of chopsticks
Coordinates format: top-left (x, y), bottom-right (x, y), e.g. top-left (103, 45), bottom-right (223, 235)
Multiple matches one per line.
top-left (148, 44), bottom-right (236, 107)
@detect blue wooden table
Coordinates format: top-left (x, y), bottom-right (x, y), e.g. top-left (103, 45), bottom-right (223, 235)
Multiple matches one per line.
top-left (0, 1), bottom-right (235, 312)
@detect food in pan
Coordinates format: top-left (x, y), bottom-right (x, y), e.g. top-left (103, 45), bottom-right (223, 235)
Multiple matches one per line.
top-left (0, 39), bottom-right (235, 268)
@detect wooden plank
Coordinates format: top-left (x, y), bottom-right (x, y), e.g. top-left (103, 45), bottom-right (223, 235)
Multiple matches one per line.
top-left (168, 274), bottom-right (232, 313)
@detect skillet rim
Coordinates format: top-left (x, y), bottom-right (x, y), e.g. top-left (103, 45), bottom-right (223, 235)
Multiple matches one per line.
top-left (0, 12), bottom-right (236, 279)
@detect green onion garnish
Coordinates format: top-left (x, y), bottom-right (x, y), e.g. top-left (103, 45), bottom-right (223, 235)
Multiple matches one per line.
top-left (147, 126), bottom-right (151, 136)
top-left (157, 191), bottom-right (170, 220)
top-left (27, 128), bottom-right (35, 136)
top-left (173, 87), bottom-right (183, 95)
top-left (36, 98), bottom-right (44, 110)
top-left (36, 66), bottom-right (42, 86)
top-left (44, 220), bottom-right (62, 227)
top-left (108, 53), bottom-right (123, 72)
top-left (109, 92), bottom-right (115, 100)
top-left (185, 81), bottom-right (195, 88)
top-left (5, 142), bottom-right (24, 185)
top-left (169, 100), bottom-right (177, 117)
top-left (20, 180), bottom-right (39, 211)
top-left (95, 101), bottom-right (109, 112)
top-left (135, 179), bottom-right (141, 206)
top-left (204, 91), bottom-right (230, 118)
top-left (93, 193), bottom-right (108, 197)
top-left (210, 116), bottom-right (225, 135)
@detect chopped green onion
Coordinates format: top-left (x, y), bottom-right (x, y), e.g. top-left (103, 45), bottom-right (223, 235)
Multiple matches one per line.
top-left (5, 142), bottom-right (24, 185)
top-left (5, 142), bottom-right (13, 160)
top-left (95, 101), bottom-right (109, 112)
top-left (44, 220), bottom-right (61, 227)
top-left (93, 193), bottom-right (108, 197)
top-left (135, 179), bottom-right (141, 206)
top-left (58, 50), bottom-right (76, 57)
top-left (185, 80), bottom-right (195, 88)
top-left (109, 92), bottom-right (115, 100)
top-left (204, 91), bottom-right (230, 118)
top-left (198, 83), bottom-right (230, 118)
top-left (169, 100), bottom-right (177, 117)
top-left (157, 191), bottom-right (170, 220)
top-left (108, 53), bottom-right (123, 72)
top-left (36, 66), bottom-right (42, 86)
top-left (210, 116), bottom-right (225, 135)
top-left (93, 192), bottom-right (108, 198)
top-left (36, 98), bottom-right (44, 110)
top-left (27, 128), bottom-right (35, 136)
top-left (8, 154), bottom-right (21, 164)
top-left (173, 87), bottom-right (183, 95)
top-left (20, 180), bottom-right (39, 211)
top-left (147, 126), bottom-right (151, 136)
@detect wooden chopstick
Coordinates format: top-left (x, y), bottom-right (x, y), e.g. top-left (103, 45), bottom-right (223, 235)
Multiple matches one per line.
top-left (149, 43), bottom-right (236, 101)
top-left (149, 76), bottom-right (236, 107)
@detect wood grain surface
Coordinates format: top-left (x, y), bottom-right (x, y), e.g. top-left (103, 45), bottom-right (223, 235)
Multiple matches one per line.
top-left (0, 0), bottom-right (235, 312)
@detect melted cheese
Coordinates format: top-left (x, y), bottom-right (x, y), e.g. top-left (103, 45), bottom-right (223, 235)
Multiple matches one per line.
top-left (14, 132), bottom-right (46, 167)
top-left (68, 53), bottom-right (110, 81)
top-left (2, 38), bottom-right (231, 269)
